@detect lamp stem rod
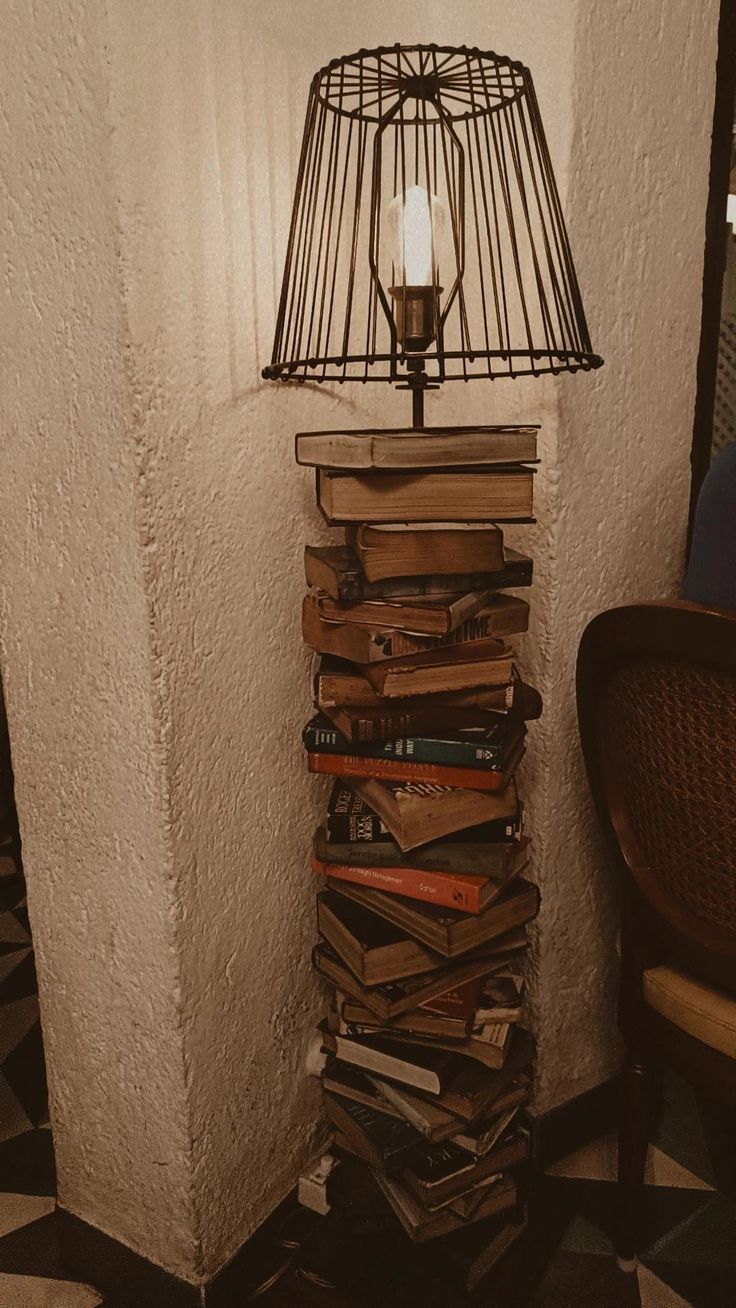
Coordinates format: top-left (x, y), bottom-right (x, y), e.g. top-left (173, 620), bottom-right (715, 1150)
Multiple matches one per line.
top-left (408, 357), bottom-right (428, 430)
top-left (412, 385), bottom-right (425, 430)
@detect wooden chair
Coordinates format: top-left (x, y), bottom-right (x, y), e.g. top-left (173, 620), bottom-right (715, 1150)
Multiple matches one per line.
top-left (576, 600), bottom-right (736, 1268)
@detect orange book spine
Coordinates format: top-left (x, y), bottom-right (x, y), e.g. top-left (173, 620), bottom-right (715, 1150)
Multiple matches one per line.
top-left (306, 752), bottom-right (510, 791)
top-left (312, 853), bottom-right (486, 913)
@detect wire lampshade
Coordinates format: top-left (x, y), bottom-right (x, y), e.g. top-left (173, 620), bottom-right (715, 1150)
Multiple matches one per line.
top-left (263, 44), bottom-right (603, 387)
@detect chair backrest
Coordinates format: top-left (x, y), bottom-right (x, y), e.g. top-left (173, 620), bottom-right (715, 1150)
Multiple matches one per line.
top-left (577, 601), bottom-right (736, 995)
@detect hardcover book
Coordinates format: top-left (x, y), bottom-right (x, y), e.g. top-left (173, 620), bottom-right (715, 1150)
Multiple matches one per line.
top-left (357, 638), bottom-right (514, 699)
top-left (328, 877), bottom-right (539, 959)
top-left (317, 855), bottom-right (501, 916)
top-left (306, 746), bottom-right (523, 792)
top-left (314, 655), bottom-right (516, 714)
top-left (347, 777), bottom-right (520, 851)
top-left (313, 587), bottom-right (496, 638)
top-left (295, 425), bottom-right (538, 470)
top-left (321, 1061), bottom-right (407, 1121)
top-left (370, 1028), bottom-right (535, 1125)
top-left (322, 1091), bottom-right (422, 1176)
top-left (311, 935), bottom-right (528, 1022)
top-left (321, 700), bottom-right (512, 746)
top-left (316, 826), bottom-right (528, 878)
top-left (304, 543), bottom-right (533, 603)
top-left (304, 712), bottom-right (525, 771)
top-left (337, 997), bottom-right (474, 1042)
top-left (402, 1127), bottom-right (529, 1208)
top-left (322, 1027), bottom-right (463, 1095)
top-left (347, 522), bottom-right (505, 581)
top-left (363, 1073), bottom-right (466, 1142)
top-left (323, 781), bottom-right (522, 846)
top-left (302, 593), bottom-right (529, 662)
top-left (317, 469), bottom-right (535, 525)
top-left (339, 1020), bottom-right (512, 1072)
top-left (373, 1168), bottom-right (517, 1243)
top-left (313, 831), bottom-right (529, 914)
top-left (317, 890), bottom-right (442, 986)
top-left (451, 1103), bottom-right (525, 1158)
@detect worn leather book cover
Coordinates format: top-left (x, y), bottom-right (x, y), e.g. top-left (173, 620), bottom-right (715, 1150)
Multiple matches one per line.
top-left (295, 425), bottom-right (538, 471)
top-left (304, 542), bottom-right (533, 602)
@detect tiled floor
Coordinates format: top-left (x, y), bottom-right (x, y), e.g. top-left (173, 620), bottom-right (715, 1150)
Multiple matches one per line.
top-left (0, 1127), bottom-right (104, 1306)
top-left (526, 1072), bottom-right (736, 1308)
top-left (0, 1073), bottom-right (732, 1306)
top-left (0, 843), bottom-right (49, 1152)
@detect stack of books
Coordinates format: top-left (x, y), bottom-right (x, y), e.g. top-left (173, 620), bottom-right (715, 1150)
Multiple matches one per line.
top-left (298, 424), bottom-right (542, 1288)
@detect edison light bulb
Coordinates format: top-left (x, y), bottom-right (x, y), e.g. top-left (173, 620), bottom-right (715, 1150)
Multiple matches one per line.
top-left (387, 184), bottom-right (446, 287)
top-left (387, 185), bottom-right (446, 352)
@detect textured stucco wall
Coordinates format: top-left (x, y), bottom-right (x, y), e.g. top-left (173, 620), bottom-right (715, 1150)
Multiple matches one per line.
top-left (0, 0), bottom-right (720, 1283)
top-left (526, 0), bottom-right (720, 1110)
top-left (0, 0), bottom-right (198, 1274)
top-left (101, 0), bottom-right (579, 1275)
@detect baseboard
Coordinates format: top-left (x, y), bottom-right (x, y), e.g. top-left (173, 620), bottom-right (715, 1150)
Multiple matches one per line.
top-left (528, 1074), bottom-right (620, 1170)
top-left (58, 1187), bottom-right (301, 1307)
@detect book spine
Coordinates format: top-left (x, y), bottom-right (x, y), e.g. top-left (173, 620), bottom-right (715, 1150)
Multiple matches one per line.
top-left (307, 752), bottom-right (511, 791)
top-left (380, 612), bottom-right (512, 658)
top-left (315, 674), bottom-right (381, 709)
top-left (341, 564), bottom-right (533, 602)
top-left (423, 977), bottom-right (485, 1019)
top-left (336, 572), bottom-right (364, 602)
top-left (325, 812), bottom-right (390, 843)
top-left (316, 838), bottom-right (514, 876)
top-left (314, 854), bottom-right (485, 913)
top-left (304, 722), bottom-right (506, 769)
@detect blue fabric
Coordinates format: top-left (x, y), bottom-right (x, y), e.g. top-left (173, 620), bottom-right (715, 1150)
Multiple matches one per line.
top-left (684, 442), bottom-right (736, 609)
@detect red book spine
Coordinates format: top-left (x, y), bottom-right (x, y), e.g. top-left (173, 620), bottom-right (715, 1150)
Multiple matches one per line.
top-left (306, 752), bottom-right (509, 791)
top-left (424, 977), bottom-right (485, 1019)
top-left (312, 853), bottom-right (486, 913)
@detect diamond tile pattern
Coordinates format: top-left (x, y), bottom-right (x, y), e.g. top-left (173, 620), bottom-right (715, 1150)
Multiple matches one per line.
top-left (0, 1073), bottom-right (731, 1304)
top-left (0, 842), bottom-right (48, 1151)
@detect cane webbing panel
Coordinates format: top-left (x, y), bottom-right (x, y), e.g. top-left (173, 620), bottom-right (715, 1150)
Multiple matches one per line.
top-left (603, 656), bottom-right (736, 932)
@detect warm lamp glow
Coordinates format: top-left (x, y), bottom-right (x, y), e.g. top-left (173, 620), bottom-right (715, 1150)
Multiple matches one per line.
top-left (387, 185), bottom-right (446, 287)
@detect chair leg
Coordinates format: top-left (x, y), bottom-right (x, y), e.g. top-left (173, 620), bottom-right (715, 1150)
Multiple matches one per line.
top-left (617, 1057), bottom-right (653, 1269)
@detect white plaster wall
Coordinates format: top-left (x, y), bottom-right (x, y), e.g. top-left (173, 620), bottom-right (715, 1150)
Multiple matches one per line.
top-left (101, 0), bottom-right (580, 1274)
top-left (0, 0), bottom-right (197, 1274)
top-left (527, 0), bottom-right (720, 1110)
top-left (0, 0), bottom-right (720, 1283)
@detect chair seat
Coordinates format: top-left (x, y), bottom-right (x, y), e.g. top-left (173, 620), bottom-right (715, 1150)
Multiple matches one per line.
top-left (643, 965), bottom-right (736, 1058)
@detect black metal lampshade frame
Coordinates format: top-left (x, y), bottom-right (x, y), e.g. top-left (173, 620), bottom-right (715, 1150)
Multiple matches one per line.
top-left (263, 44), bottom-right (602, 397)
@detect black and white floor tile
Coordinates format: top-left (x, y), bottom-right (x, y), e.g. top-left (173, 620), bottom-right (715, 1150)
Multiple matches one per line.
top-left (0, 841), bottom-right (48, 1151)
top-left (0, 1070), bottom-right (731, 1305)
top-left (0, 1127), bottom-right (105, 1306)
top-left (232, 1070), bottom-right (736, 1307)
top-left (526, 1072), bottom-right (735, 1308)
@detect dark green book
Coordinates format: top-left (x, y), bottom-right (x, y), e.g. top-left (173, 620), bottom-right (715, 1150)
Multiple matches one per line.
top-left (304, 713), bottom-right (525, 772)
top-left (315, 826), bottom-right (528, 881)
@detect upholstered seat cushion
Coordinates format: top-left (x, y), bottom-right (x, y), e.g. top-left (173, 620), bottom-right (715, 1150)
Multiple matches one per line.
top-left (643, 966), bottom-right (736, 1058)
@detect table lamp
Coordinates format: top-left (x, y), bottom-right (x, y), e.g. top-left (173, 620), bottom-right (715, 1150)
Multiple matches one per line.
top-left (262, 43), bottom-right (602, 425)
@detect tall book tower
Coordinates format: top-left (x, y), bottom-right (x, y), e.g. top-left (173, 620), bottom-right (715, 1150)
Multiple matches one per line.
top-left (263, 40), bottom-right (601, 1295)
top-left (296, 426), bottom-right (542, 1287)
